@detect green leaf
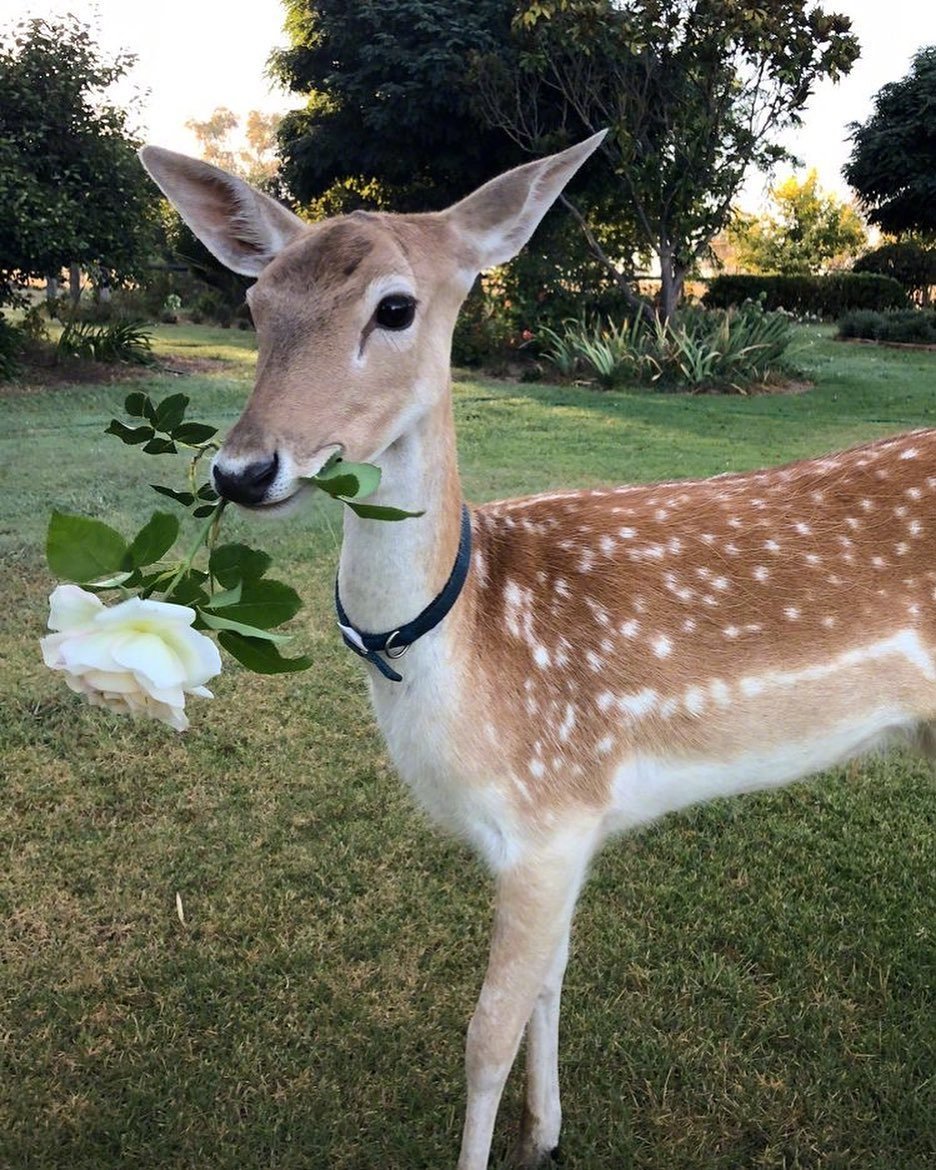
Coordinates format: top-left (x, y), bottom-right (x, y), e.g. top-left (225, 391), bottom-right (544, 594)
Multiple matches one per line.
top-left (310, 471), bottom-right (361, 499)
top-left (199, 611), bottom-right (292, 642)
top-left (217, 630), bottom-right (313, 674)
top-left (106, 420), bottom-right (155, 445)
top-left (209, 543), bottom-right (272, 588)
top-left (212, 579), bottom-right (302, 629)
top-left (172, 421), bottom-right (218, 444)
top-left (196, 483), bottom-right (219, 501)
top-left (124, 391), bottom-right (156, 422)
top-left (163, 569), bottom-right (209, 608)
top-left (192, 503), bottom-right (219, 518)
top-left (154, 393), bottom-right (190, 432)
top-left (151, 484), bottom-right (195, 506)
top-left (310, 459), bottom-right (381, 499)
top-left (47, 511), bottom-right (128, 583)
top-left (85, 570), bottom-right (138, 590)
top-left (343, 501), bottom-right (425, 521)
top-left (124, 512), bottom-right (179, 569)
top-left (205, 582), bottom-right (242, 608)
top-left (142, 437), bottom-right (177, 455)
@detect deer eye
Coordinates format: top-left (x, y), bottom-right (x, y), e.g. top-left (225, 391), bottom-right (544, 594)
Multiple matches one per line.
top-left (375, 294), bottom-right (416, 331)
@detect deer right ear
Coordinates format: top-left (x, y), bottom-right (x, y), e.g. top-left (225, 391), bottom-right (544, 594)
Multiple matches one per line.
top-left (139, 147), bottom-right (308, 277)
top-left (444, 130), bottom-right (607, 273)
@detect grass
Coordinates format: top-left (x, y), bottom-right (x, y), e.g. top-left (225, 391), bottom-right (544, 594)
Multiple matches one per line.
top-left (1, 324), bottom-right (934, 1169)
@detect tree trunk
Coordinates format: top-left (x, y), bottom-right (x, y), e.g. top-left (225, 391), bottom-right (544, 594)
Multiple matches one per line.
top-left (45, 274), bottom-right (60, 303)
top-left (658, 246), bottom-right (685, 323)
top-left (69, 263), bottom-right (81, 308)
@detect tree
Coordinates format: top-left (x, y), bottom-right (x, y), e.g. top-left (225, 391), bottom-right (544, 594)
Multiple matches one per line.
top-left (728, 171), bottom-right (867, 275)
top-left (185, 107), bottom-right (283, 193)
top-left (270, 0), bottom-right (642, 338)
top-left (853, 241), bottom-right (936, 307)
top-left (474, 0), bottom-right (860, 319)
top-left (269, 0), bottom-right (523, 211)
top-left (844, 46), bottom-right (936, 240)
top-left (0, 15), bottom-right (158, 310)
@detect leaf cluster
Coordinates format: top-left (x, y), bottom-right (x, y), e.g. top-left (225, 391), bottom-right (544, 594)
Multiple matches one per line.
top-left (271, 0), bottom-right (524, 209)
top-left (728, 171), bottom-right (867, 276)
top-left (844, 46), bottom-right (936, 239)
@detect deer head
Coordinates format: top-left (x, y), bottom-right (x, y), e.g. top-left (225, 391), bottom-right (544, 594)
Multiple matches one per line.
top-left (139, 133), bottom-right (606, 512)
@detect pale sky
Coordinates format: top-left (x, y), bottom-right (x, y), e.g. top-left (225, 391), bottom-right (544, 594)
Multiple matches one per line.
top-left (5, 0), bottom-right (936, 209)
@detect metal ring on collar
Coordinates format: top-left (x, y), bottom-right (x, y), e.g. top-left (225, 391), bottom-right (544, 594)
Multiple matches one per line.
top-left (384, 630), bottom-right (409, 660)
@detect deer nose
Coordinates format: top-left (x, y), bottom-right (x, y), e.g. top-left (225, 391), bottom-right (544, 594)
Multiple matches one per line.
top-left (213, 452), bottom-right (280, 506)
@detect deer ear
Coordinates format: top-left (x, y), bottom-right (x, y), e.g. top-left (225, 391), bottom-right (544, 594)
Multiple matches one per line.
top-left (444, 130), bottom-right (607, 272)
top-left (139, 146), bottom-right (308, 277)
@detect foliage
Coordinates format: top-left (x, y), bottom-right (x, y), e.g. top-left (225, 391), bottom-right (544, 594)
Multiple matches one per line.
top-left (473, 0), bottom-right (859, 320)
top-left (271, 0), bottom-right (522, 210)
top-left (185, 106), bottom-right (284, 195)
top-left (0, 15), bottom-right (159, 310)
top-left (729, 171), bottom-right (867, 276)
top-left (844, 46), bottom-right (936, 239)
top-left (0, 313), bottom-right (24, 380)
top-left (853, 241), bottom-right (936, 306)
top-left (837, 308), bottom-right (936, 345)
top-left (540, 302), bottom-right (795, 391)
top-left (56, 320), bottom-right (156, 366)
top-left (452, 212), bottom-right (641, 369)
top-left (705, 273), bottom-right (907, 318)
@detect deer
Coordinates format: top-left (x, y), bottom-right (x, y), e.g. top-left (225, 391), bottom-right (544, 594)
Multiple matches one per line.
top-left (140, 133), bottom-right (935, 1169)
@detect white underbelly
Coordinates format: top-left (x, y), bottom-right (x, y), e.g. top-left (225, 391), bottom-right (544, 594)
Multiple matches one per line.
top-left (607, 705), bottom-right (912, 832)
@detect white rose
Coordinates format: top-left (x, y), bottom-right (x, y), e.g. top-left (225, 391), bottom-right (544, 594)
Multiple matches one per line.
top-left (40, 584), bottom-right (222, 731)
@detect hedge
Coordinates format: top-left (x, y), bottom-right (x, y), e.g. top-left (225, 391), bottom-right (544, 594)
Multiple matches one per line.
top-left (837, 308), bottom-right (936, 345)
top-left (704, 273), bottom-right (907, 317)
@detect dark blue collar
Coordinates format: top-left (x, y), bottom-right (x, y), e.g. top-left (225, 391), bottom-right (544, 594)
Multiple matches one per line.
top-left (334, 504), bottom-right (472, 682)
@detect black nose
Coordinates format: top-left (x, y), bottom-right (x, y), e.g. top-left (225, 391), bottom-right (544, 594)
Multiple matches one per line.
top-left (213, 453), bottom-right (279, 506)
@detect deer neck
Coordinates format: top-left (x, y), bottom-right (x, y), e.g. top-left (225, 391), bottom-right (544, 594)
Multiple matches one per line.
top-left (337, 384), bottom-right (465, 634)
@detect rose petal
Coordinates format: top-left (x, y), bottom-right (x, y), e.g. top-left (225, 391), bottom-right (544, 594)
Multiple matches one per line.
top-left (94, 596), bottom-right (197, 629)
top-left (39, 631), bottom-right (68, 669)
top-left (111, 632), bottom-right (186, 689)
top-left (48, 584), bottom-right (104, 632)
top-left (164, 626), bottom-right (223, 687)
top-left (59, 630), bottom-right (125, 674)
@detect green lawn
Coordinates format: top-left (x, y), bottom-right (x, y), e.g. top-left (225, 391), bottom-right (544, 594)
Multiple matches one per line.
top-left (1, 326), bottom-right (933, 1169)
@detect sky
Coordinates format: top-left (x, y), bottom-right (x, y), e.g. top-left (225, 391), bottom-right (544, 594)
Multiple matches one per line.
top-left (5, 0), bottom-right (936, 210)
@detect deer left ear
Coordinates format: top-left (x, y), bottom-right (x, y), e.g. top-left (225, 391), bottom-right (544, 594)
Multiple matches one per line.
top-left (444, 130), bottom-right (606, 273)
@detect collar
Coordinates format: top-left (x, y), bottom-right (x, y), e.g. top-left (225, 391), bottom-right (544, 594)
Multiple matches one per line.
top-left (334, 504), bottom-right (472, 682)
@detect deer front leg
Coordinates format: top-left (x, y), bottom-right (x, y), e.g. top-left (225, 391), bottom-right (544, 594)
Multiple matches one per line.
top-left (456, 826), bottom-right (597, 1170)
top-left (515, 929), bottom-right (571, 1167)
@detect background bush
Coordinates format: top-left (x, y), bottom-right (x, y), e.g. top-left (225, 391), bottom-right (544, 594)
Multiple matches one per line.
top-left (837, 308), bottom-right (936, 345)
top-left (0, 314), bottom-right (25, 381)
top-left (540, 302), bottom-right (795, 392)
top-left (56, 319), bottom-right (155, 365)
top-left (705, 272), bottom-right (907, 316)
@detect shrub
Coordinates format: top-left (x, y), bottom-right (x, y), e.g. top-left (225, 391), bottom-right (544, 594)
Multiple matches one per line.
top-left (0, 314), bottom-right (24, 381)
top-left (541, 302), bottom-right (795, 391)
top-left (837, 308), bottom-right (936, 345)
top-left (705, 273), bottom-right (907, 316)
top-left (57, 320), bottom-right (156, 365)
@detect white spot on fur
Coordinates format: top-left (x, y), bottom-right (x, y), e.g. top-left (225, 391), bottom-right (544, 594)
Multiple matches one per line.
top-left (652, 635), bottom-right (672, 658)
top-left (617, 689), bottom-right (658, 719)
